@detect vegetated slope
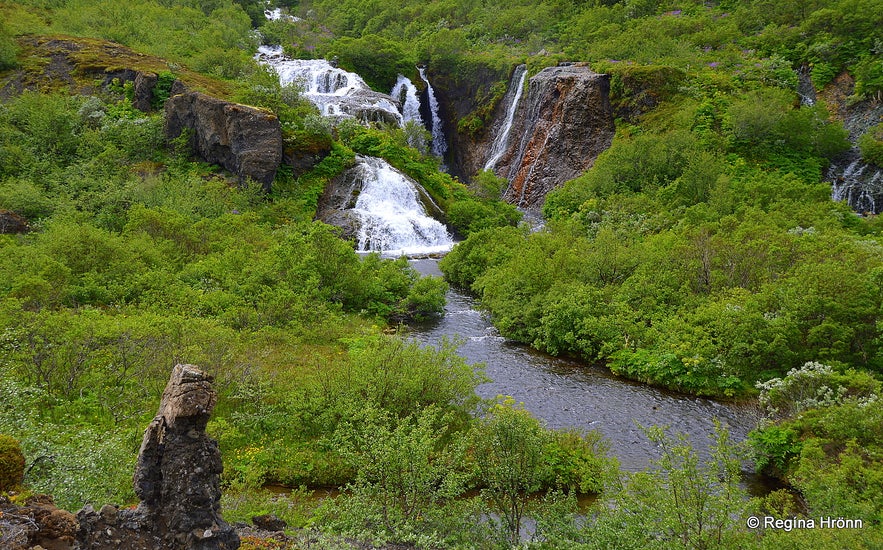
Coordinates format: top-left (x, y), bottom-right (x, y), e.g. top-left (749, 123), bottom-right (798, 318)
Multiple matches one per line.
top-left (0, 1), bottom-right (881, 547)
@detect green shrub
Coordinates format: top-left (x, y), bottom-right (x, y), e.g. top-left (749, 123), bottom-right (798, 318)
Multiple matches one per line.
top-left (0, 434), bottom-right (25, 491)
top-left (859, 124), bottom-right (883, 166)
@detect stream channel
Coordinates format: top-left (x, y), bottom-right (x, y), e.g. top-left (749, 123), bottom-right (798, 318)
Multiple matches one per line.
top-left (406, 258), bottom-right (775, 494)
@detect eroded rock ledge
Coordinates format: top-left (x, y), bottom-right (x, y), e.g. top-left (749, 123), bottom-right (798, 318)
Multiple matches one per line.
top-left (165, 92), bottom-right (283, 191)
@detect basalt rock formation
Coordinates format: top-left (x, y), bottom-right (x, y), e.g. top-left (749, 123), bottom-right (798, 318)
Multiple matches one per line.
top-left (77, 364), bottom-right (240, 550)
top-left (165, 92), bottom-right (283, 191)
top-left (498, 63), bottom-right (615, 207)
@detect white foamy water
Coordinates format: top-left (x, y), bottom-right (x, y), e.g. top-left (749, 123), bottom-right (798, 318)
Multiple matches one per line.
top-left (391, 75), bottom-right (423, 124)
top-left (352, 156), bottom-right (454, 255)
top-left (257, 45), bottom-right (403, 125)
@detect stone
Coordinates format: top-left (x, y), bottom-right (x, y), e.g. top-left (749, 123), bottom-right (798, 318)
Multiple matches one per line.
top-left (499, 63), bottom-right (615, 207)
top-left (0, 494), bottom-right (78, 550)
top-left (251, 514), bottom-right (287, 532)
top-left (0, 210), bottom-right (30, 234)
top-left (165, 92), bottom-right (283, 191)
top-left (132, 71), bottom-right (159, 112)
top-left (77, 364), bottom-right (239, 550)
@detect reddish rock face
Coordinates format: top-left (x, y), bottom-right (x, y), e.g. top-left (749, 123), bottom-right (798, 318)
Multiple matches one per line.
top-left (499, 64), bottom-right (615, 208)
top-left (165, 92), bottom-right (283, 191)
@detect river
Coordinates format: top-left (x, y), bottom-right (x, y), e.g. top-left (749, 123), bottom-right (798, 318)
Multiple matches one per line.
top-left (407, 258), bottom-right (766, 480)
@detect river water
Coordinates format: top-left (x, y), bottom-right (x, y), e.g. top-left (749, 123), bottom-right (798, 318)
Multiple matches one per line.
top-left (406, 259), bottom-right (762, 475)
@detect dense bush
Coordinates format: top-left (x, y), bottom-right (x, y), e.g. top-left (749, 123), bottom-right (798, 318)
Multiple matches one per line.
top-left (0, 434), bottom-right (25, 491)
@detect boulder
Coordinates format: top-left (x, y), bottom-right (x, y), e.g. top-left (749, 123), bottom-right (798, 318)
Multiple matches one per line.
top-left (499, 63), bottom-right (615, 207)
top-left (77, 364), bottom-right (239, 550)
top-left (0, 210), bottom-right (30, 234)
top-left (165, 92), bottom-right (283, 191)
top-left (0, 495), bottom-right (78, 550)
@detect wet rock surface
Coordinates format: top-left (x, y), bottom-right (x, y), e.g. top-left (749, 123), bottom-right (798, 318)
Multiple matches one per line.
top-left (165, 92), bottom-right (283, 190)
top-left (500, 63), bottom-right (615, 207)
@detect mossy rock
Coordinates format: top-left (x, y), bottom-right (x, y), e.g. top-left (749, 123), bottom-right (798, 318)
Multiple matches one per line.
top-left (0, 434), bottom-right (25, 491)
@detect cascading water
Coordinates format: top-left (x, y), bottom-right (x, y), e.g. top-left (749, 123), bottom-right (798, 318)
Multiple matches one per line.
top-left (418, 67), bottom-right (448, 159)
top-left (351, 156), bottom-right (454, 255)
top-left (391, 75), bottom-right (423, 124)
top-left (484, 64), bottom-right (527, 173)
top-left (830, 155), bottom-right (882, 214)
top-left (257, 45), bottom-right (403, 126)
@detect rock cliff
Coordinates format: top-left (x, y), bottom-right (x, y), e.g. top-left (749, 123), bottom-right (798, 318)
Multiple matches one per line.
top-left (165, 92), bottom-right (283, 191)
top-left (498, 64), bottom-right (615, 207)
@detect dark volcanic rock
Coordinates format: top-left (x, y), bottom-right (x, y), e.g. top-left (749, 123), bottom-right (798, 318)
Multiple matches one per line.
top-left (499, 63), bottom-right (615, 207)
top-left (77, 364), bottom-right (239, 550)
top-left (165, 92), bottom-right (283, 190)
top-left (0, 210), bottom-right (29, 234)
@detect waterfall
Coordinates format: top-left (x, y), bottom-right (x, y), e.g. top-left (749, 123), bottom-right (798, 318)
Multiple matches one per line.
top-left (830, 156), bottom-right (882, 214)
top-left (484, 64), bottom-right (527, 173)
top-left (391, 75), bottom-right (423, 124)
top-left (351, 156), bottom-right (454, 255)
top-left (264, 8), bottom-right (299, 22)
top-left (796, 65), bottom-right (816, 106)
top-left (256, 45), bottom-right (403, 126)
top-left (418, 67), bottom-right (447, 158)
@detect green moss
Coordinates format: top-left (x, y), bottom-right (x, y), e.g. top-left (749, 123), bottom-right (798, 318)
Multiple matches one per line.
top-left (0, 434), bottom-right (25, 492)
top-left (10, 35), bottom-right (231, 99)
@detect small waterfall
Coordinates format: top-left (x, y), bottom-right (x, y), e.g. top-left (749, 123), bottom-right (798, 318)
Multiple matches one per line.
top-left (796, 65), bottom-right (816, 106)
top-left (391, 75), bottom-right (423, 124)
top-left (484, 64), bottom-right (527, 173)
top-left (257, 45), bottom-right (403, 126)
top-left (352, 156), bottom-right (454, 255)
top-left (264, 8), bottom-right (300, 22)
top-left (830, 155), bottom-right (882, 214)
top-left (418, 67), bottom-right (448, 158)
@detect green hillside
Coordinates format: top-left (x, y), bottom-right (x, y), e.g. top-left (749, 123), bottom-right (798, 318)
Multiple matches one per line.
top-left (0, 1), bottom-right (881, 548)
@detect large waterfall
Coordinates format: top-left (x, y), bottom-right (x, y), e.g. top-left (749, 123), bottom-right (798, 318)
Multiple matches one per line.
top-left (351, 156), bottom-right (454, 255)
top-left (257, 44), bottom-right (455, 254)
top-left (418, 67), bottom-right (448, 159)
top-left (484, 64), bottom-right (527, 173)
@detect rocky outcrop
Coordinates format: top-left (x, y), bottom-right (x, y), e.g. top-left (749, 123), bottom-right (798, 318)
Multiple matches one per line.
top-left (498, 63), bottom-right (615, 207)
top-left (820, 72), bottom-right (883, 214)
top-left (165, 92), bottom-right (283, 191)
top-left (0, 210), bottom-right (29, 234)
top-left (0, 36), bottom-right (190, 111)
top-left (77, 364), bottom-right (239, 550)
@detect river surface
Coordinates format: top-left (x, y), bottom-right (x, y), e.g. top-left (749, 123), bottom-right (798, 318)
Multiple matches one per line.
top-left (407, 259), bottom-right (762, 473)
